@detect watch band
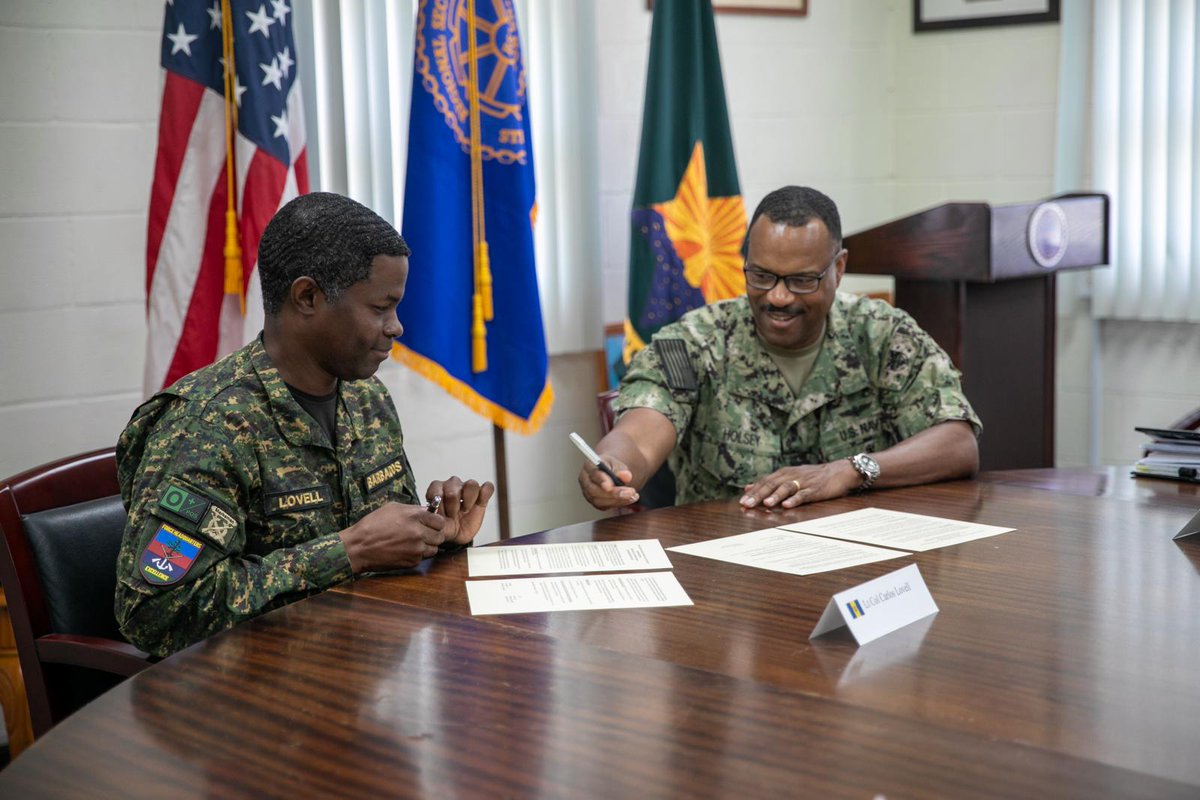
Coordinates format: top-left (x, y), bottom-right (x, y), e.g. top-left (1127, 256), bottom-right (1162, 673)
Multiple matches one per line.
top-left (848, 453), bottom-right (879, 492)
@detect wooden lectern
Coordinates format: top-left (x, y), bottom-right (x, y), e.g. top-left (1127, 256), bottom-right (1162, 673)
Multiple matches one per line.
top-left (843, 194), bottom-right (1109, 471)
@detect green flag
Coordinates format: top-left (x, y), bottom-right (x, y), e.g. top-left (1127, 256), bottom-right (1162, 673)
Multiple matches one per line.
top-left (624, 0), bottom-right (747, 362)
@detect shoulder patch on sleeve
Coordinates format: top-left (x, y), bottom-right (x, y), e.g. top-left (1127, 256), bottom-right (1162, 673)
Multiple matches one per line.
top-left (653, 339), bottom-right (697, 391)
top-left (198, 504), bottom-right (238, 549)
top-left (157, 481), bottom-right (211, 528)
top-left (139, 523), bottom-right (204, 586)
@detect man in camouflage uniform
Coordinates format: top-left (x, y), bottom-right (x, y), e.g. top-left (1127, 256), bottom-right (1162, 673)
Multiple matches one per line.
top-left (579, 185), bottom-right (980, 510)
top-left (117, 193), bottom-right (493, 657)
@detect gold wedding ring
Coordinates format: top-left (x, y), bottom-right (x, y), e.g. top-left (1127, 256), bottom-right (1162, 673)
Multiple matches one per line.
top-left (790, 479), bottom-right (802, 492)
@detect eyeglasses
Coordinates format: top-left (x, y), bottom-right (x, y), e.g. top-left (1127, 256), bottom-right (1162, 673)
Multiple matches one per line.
top-left (742, 253), bottom-right (839, 295)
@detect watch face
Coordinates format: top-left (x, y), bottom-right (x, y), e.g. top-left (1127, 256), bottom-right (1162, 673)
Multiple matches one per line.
top-left (854, 454), bottom-right (880, 479)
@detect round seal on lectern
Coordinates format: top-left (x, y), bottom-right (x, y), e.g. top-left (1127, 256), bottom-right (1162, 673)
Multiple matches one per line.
top-left (1028, 202), bottom-right (1069, 268)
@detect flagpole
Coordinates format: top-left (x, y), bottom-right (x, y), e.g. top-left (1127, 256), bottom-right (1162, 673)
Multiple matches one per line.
top-left (492, 424), bottom-right (511, 540)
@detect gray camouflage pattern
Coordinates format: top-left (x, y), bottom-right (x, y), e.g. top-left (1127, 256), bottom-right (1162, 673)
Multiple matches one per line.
top-left (617, 294), bottom-right (981, 505)
top-left (115, 337), bottom-right (418, 657)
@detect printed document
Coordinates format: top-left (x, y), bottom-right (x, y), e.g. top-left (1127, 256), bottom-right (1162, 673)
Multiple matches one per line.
top-left (780, 507), bottom-right (1013, 551)
top-left (466, 539), bottom-right (673, 577)
top-left (466, 571), bottom-right (693, 615)
top-left (668, 528), bottom-right (906, 576)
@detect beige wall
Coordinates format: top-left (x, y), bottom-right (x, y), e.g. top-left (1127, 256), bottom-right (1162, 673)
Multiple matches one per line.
top-left (2, 0), bottom-right (1198, 535)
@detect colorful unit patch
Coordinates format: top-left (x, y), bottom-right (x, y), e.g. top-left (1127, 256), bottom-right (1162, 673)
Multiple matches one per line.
top-left (140, 523), bottom-right (204, 586)
top-left (158, 481), bottom-right (211, 524)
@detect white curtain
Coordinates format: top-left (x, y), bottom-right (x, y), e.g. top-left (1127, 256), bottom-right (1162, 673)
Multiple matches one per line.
top-left (1068, 0), bottom-right (1200, 321)
top-left (293, 0), bottom-right (602, 353)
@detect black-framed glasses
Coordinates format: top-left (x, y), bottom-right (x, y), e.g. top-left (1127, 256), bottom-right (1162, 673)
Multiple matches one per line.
top-left (742, 253), bottom-right (839, 295)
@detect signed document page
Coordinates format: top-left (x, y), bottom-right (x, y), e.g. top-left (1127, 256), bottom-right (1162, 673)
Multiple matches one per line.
top-left (467, 539), bottom-right (673, 577)
top-left (466, 571), bottom-right (692, 615)
top-left (667, 528), bottom-right (906, 576)
top-left (780, 507), bottom-right (1014, 552)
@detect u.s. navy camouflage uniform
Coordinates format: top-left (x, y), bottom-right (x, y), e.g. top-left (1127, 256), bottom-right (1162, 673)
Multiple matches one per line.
top-left (617, 294), bottom-right (981, 505)
top-left (115, 337), bottom-right (418, 657)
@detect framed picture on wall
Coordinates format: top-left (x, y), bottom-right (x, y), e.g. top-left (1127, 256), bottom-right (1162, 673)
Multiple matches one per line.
top-left (914, 0), bottom-right (1060, 32)
top-left (647, 0), bottom-right (807, 16)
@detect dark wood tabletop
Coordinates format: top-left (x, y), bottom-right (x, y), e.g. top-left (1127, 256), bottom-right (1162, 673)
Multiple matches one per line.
top-left (3, 471), bottom-right (1199, 798)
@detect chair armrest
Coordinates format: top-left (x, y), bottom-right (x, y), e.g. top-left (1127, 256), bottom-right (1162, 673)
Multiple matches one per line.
top-left (35, 634), bottom-right (153, 676)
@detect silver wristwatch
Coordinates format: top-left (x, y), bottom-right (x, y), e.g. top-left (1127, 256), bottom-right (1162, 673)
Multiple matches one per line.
top-left (849, 453), bottom-right (880, 492)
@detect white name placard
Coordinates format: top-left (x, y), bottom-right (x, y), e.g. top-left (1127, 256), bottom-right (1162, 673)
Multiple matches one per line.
top-left (1173, 507), bottom-right (1200, 540)
top-left (809, 563), bottom-right (938, 646)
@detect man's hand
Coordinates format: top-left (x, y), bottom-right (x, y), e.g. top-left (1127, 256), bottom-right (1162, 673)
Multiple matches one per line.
top-left (737, 421), bottom-right (980, 510)
top-left (577, 456), bottom-right (640, 510)
top-left (339, 503), bottom-right (447, 573)
top-left (425, 476), bottom-right (495, 546)
top-left (576, 409), bottom-right (675, 511)
top-left (739, 461), bottom-right (860, 509)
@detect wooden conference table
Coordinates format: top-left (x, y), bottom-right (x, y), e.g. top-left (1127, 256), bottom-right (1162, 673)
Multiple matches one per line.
top-left (2, 471), bottom-right (1200, 798)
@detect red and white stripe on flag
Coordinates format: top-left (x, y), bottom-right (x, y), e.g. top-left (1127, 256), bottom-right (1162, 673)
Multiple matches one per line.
top-left (145, 0), bottom-right (309, 393)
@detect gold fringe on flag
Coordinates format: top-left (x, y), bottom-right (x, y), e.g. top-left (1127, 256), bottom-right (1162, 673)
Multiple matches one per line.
top-left (392, 343), bottom-right (554, 435)
top-left (220, 0), bottom-right (244, 315)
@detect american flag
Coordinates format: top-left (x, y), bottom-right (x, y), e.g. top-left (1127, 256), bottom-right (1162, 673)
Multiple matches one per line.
top-left (144, 0), bottom-right (308, 392)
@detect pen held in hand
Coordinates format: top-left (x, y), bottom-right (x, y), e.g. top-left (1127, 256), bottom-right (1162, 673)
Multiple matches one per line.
top-left (568, 432), bottom-right (626, 487)
top-left (427, 494), bottom-right (442, 513)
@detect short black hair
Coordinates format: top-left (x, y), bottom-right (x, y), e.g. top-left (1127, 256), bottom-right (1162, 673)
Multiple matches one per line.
top-left (747, 186), bottom-right (842, 250)
top-left (258, 192), bottom-right (411, 315)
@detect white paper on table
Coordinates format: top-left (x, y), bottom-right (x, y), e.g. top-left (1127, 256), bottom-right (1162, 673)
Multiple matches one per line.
top-left (666, 527), bottom-right (907, 576)
top-left (466, 571), bottom-right (693, 615)
top-left (780, 507), bottom-right (1014, 552)
top-left (466, 539), bottom-right (673, 577)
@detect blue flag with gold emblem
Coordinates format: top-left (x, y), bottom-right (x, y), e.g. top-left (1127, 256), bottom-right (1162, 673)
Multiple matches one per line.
top-left (395, 0), bottom-right (552, 433)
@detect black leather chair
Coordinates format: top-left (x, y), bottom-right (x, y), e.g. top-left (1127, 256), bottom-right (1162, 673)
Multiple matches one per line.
top-left (0, 448), bottom-right (151, 738)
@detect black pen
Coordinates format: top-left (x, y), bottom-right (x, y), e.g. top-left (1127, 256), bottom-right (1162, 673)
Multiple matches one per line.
top-left (569, 432), bottom-right (626, 487)
top-left (427, 494), bottom-right (442, 513)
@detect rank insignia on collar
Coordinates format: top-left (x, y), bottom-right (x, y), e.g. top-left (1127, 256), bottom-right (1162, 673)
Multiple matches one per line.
top-left (140, 523), bottom-right (204, 586)
top-left (158, 481), bottom-right (211, 525)
top-left (199, 504), bottom-right (237, 549)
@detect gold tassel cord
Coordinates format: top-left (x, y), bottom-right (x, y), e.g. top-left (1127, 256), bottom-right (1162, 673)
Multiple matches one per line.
top-left (478, 241), bottom-right (492, 319)
top-left (467, 3), bottom-right (493, 322)
top-left (467, 0), bottom-right (490, 373)
top-left (220, 0), bottom-right (244, 315)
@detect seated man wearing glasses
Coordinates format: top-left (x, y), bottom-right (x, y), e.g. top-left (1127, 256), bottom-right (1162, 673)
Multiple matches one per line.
top-left (579, 185), bottom-right (981, 511)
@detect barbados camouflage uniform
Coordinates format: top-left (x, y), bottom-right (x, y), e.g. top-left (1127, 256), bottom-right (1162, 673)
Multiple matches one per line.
top-left (115, 337), bottom-right (418, 657)
top-left (617, 294), bottom-right (981, 505)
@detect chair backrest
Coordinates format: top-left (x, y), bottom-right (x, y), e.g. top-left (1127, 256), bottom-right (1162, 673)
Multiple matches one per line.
top-left (1171, 407), bottom-right (1200, 431)
top-left (0, 448), bottom-right (146, 736)
top-left (597, 389), bottom-right (619, 435)
top-left (23, 496), bottom-right (128, 640)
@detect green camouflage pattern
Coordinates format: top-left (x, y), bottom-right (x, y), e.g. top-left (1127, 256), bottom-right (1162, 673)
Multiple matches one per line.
top-left (617, 294), bottom-right (981, 505)
top-left (115, 337), bottom-right (419, 657)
